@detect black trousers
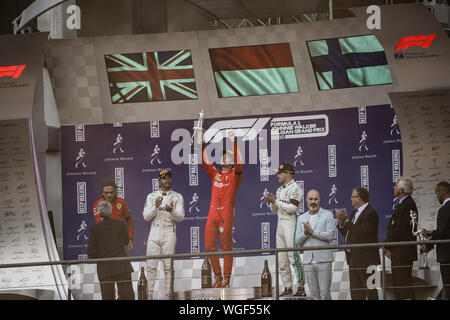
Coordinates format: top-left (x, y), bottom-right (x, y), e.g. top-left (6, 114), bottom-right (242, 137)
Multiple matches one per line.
top-left (391, 259), bottom-right (414, 300)
top-left (99, 272), bottom-right (135, 300)
top-left (349, 265), bottom-right (379, 300)
top-left (440, 262), bottom-right (450, 300)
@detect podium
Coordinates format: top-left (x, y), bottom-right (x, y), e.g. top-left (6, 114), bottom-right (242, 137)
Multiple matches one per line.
top-left (172, 287), bottom-right (310, 300)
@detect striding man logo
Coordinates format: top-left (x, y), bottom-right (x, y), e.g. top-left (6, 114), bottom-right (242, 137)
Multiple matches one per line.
top-left (189, 193), bottom-right (200, 213)
top-left (328, 184), bottom-right (339, 205)
top-left (358, 130), bottom-right (369, 152)
top-left (294, 146), bottom-right (304, 167)
top-left (75, 148), bottom-right (87, 168)
top-left (113, 133), bottom-right (125, 154)
top-left (390, 115), bottom-right (400, 135)
top-left (76, 220), bottom-right (88, 241)
top-left (150, 145), bottom-right (162, 165)
top-left (260, 188), bottom-right (270, 209)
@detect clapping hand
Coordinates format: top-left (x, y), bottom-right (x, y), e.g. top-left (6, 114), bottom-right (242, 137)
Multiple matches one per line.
top-left (335, 209), bottom-right (348, 227)
top-left (155, 196), bottom-right (163, 208)
top-left (165, 202), bottom-right (174, 212)
top-left (264, 193), bottom-right (277, 203)
top-left (303, 222), bottom-right (313, 236)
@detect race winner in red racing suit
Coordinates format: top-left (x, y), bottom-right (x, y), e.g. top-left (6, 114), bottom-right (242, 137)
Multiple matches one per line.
top-left (202, 129), bottom-right (243, 288)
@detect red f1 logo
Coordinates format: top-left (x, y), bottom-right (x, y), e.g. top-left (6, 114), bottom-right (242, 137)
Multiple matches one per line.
top-left (394, 35), bottom-right (436, 50)
top-left (0, 65), bottom-right (26, 79)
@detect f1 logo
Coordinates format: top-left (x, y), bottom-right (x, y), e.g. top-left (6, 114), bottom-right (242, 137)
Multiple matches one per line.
top-left (394, 35), bottom-right (436, 50)
top-left (0, 65), bottom-right (26, 79)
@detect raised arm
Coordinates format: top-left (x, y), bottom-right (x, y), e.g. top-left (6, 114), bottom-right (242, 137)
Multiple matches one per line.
top-left (202, 142), bottom-right (216, 180)
top-left (233, 138), bottom-right (243, 175)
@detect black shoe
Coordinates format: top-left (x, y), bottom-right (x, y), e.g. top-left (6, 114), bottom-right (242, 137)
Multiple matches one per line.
top-left (280, 288), bottom-right (293, 296)
top-left (293, 288), bottom-right (307, 297)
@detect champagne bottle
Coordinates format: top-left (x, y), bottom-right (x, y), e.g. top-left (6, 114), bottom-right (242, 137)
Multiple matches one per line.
top-left (201, 257), bottom-right (212, 288)
top-left (137, 267), bottom-right (148, 300)
top-left (261, 260), bottom-right (272, 297)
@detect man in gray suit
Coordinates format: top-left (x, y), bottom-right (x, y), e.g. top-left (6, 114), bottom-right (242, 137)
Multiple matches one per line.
top-left (295, 189), bottom-right (336, 300)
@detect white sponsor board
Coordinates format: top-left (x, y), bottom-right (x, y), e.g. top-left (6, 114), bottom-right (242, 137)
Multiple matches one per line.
top-left (328, 145), bottom-right (337, 178)
top-left (270, 114), bottom-right (329, 139)
top-left (189, 153), bottom-right (198, 186)
top-left (75, 124), bottom-right (85, 142)
top-left (259, 149), bottom-right (269, 182)
top-left (360, 165), bottom-right (369, 190)
top-left (115, 167), bottom-right (124, 198)
top-left (76, 182), bottom-right (86, 214)
top-left (392, 149), bottom-right (401, 182)
top-left (261, 222), bottom-right (270, 250)
top-left (190, 226), bottom-right (200, 254)
top-left (150, 121), bottom-right (160, 138)
top-left (358, 106), bottom-right (367, 124)
top-left (152, 178), bottom-right (159, 192)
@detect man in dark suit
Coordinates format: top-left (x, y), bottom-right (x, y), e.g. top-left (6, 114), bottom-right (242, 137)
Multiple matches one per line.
top-left (385, 177), bottom-right (418, 300)
top-left (88, 201), bottom-right (135, 300)
top-left (423, 181), bottom-right (450, 300)
top-left (336, 187), bottom-right (380, 300)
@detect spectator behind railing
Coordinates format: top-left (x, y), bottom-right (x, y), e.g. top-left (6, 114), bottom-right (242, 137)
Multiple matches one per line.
top-left (423, 181), bottom-right (450, 300)
top-left (336, 187), bottom-right (380, 300)
top-left (87, 200), bottom-right (135, 300)
top-left (295, 189), bottom-right (336, 300)
top-left (384, 177), bottom-right (418, 300)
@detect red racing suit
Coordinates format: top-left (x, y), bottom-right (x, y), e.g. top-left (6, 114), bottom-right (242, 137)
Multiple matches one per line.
top-left (93, 197), bottom-right (134, 242)
top-left (202, 140), bottom-right (243, 279)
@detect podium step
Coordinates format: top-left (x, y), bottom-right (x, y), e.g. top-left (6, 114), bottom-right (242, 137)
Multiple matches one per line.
top-left (172, 287), bottom-right (310, 300)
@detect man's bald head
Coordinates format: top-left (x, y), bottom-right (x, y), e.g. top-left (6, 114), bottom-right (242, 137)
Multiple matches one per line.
top-left (306, 189), bottom-right (320, 199)
top-left (306, 189), bottom-right (320, 214)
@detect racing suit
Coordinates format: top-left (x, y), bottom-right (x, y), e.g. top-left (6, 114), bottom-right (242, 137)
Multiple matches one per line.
top-left (142, 189), bottom-right (185, 298)
top-left (202, 140), bottom-right (243, 280)
top-left (270, 180), bottom-right (303, 290)
top-left (93, 197), bottom-right (134, 242)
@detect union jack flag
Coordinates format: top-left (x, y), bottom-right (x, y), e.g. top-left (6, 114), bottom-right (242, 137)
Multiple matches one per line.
top-left (105, 50), bottom-right (197, 103)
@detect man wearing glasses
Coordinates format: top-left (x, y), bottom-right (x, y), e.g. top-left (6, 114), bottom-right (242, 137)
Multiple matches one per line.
top-left (336, 187), bottom-right (380, 300)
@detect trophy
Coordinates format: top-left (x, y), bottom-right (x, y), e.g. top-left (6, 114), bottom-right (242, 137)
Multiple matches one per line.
top-left (410, 210), bottom-right (429, 269)
top-left (191, 109), bottom-right (205, 149)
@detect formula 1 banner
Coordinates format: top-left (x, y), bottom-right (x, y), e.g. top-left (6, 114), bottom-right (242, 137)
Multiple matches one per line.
top-left (61, 105), bottom-right (402, 260)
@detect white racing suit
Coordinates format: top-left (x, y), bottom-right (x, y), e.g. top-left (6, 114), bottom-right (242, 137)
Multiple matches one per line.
top-left (270, 180), bottom-right (302, 290)
top-left (142, 189), bottom-right (184, 298)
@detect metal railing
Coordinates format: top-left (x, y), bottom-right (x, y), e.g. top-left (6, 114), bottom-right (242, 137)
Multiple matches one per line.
top-left (1, 239), bottom-right (449, 300)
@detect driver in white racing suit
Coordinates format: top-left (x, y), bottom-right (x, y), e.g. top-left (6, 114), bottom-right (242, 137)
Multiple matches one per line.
top-left (265, 163), bottom-right (305, 296)
top-left (142, 169), bottom-right (185, 299)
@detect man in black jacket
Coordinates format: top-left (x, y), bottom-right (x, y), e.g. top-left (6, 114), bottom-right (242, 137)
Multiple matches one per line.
top-left (423, 181), bottom-right (450, 299)
top-left (385, 177), bottom-right (418, 300)
top-left (336, 187), bottom-right (380, 300)
top-left (88, 201), bottom-right (135, 300)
